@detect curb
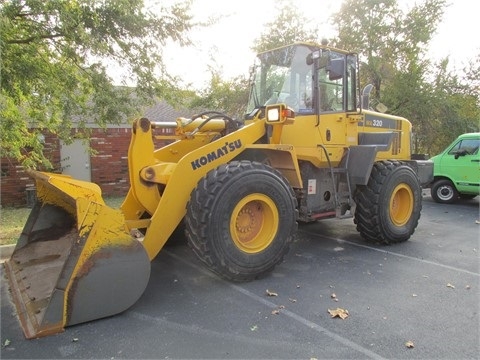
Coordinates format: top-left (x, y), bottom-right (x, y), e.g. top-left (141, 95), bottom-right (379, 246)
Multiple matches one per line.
top-left (0, 244), bottom-right (15, 264)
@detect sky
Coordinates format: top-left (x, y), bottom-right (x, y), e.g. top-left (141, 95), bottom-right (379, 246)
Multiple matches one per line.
top-left (159, 0), bottom-right (479, 90)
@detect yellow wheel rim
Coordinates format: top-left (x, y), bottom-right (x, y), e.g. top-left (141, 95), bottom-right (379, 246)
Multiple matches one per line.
top-left (230, 193), bottom-right (279, 254)
top-left (389, 183), bottom-right (414, 226)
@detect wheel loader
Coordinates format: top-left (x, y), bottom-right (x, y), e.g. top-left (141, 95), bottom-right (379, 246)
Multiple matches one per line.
top-left (4, 41), bottom-right (433, 339)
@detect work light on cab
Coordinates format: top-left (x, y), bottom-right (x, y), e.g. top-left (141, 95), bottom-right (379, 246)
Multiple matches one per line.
top-left (266, 104), bottom-right (295, 124)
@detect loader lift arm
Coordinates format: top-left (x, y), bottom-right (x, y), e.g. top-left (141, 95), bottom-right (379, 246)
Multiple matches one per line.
top-left (122, 117), bottom-right (268, 260)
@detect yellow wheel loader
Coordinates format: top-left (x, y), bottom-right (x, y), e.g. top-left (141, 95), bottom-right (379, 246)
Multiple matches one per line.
top-left (4, 42), bottom-right (433, 339)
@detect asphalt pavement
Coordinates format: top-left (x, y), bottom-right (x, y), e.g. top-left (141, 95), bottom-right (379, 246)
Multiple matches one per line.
top-left (1, 193), bottom-right (479, 359)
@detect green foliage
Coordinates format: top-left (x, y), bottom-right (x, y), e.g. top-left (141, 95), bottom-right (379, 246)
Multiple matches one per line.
top-left (426, 57), bottom-right (480, 154)
top-left (383, 53), bottom-right (480, 156)
top-left (331, 0), bottom-right (446, 98)
top-left (0, 0), bottom-right (194, 167)
top-left (252, 0), bottom-right (318, 53)
top-left (188, 72), bottom-right (250, 119)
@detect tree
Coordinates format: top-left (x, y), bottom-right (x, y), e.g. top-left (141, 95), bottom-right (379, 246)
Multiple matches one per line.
top-left (188, 70), bottom-right (250, 119)
top-left (422, 56), bottom-right (480, 155)
top-left (252, 0), bottom-right (318, 53)
top-left (0, 0), bottom-right (194, 167)
top-left (331, 0), bottom-right (446, 99)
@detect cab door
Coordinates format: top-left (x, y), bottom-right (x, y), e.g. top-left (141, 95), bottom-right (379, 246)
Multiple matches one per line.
top-left (441, 136), bottom-right (480, 193)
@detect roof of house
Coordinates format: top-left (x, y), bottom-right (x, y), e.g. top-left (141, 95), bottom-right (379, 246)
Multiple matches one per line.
top-left (74, 97), bottom-right (204, 128)
top-left (142, 99), bottom-right (200, 122)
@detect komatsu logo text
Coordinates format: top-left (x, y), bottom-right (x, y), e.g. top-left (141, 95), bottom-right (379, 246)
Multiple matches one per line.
top-left (191, 140), bottom-right (242, 170)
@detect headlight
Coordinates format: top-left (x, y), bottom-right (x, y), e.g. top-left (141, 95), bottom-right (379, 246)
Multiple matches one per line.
top-left (267, 107), bottom-right (280, 121)
top-left (265, 104), bottom-right (295, 124)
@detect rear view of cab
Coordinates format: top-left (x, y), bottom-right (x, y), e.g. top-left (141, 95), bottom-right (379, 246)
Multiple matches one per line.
top-left (430, 133), bottom-right (480, 203)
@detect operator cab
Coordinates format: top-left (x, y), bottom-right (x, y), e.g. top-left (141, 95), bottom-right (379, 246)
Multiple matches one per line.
top-left (245, 42), bottom-right (358, 119)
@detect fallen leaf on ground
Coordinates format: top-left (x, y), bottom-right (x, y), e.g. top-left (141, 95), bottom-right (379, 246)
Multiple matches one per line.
top-left (250, 325), bottom-right (258, 331)
top-left (405, 340), bottom-right (415, 348)
top-left (328, 307), bottom-right (349, 319)
top-left (2, 339), bottom-right (10, 348)
top-left (289, 298), bottom-right (297, 303)
top-left (447, 283), bottom-right (455, 289)
top-left (271, 309), bottom-right (280, 315)
top-left (266, 289), bottom-right (278, 297)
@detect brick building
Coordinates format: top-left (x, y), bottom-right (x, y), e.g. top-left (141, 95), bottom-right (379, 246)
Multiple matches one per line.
top-left (1, 100), bottom-right (200, 208)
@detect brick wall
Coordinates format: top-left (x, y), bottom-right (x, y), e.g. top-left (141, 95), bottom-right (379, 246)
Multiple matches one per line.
top-left (1, 128), bottom-right (134, 207)
top-left (1, 159), bottom-right (36, 208)
top-left (90, 127), bottom-right (132, 197)
top-left (1, 133), bottom-right (61, 207)
top-left (1, 99), bottom-right (197, 207)
top-left (1, 126), bottom-right (175, 208)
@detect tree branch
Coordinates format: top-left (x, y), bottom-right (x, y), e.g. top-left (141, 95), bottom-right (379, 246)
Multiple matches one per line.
top-left (6, 33), bottom-right (64, 45)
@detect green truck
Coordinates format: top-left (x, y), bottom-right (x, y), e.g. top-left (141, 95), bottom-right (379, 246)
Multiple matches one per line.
top-left (430, 132), bottom-right (480, 203)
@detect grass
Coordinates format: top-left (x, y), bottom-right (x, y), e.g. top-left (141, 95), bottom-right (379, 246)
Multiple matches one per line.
top-left (0, 196), bottom-right (125, 246)
top-left (0, 207), bottom-right (31, 246)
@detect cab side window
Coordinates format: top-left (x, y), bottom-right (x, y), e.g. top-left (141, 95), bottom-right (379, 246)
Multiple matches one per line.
top-left (448, 139), bottom-right (480, 155)
top-left (317, 54), bottom-right (355, 113)
top-left (318, 67), bottom-right (344, 112)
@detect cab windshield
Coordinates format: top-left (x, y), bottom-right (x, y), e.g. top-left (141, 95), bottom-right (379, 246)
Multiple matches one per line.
top-left (246, 44), bottom-right (358, 116)
top-left (246, 44), bottom-right (315, 114)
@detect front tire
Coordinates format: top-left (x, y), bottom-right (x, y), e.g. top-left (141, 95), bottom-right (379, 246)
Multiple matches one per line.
top-left (354, 160), bottom-right (422, 244)
top-left (185, 161), bottom-right (297, 282)
top-left (431, 179), bottom-right (459, 203)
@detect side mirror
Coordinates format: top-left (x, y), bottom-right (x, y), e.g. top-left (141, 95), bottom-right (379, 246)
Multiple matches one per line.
top-left (361, 84), bottom-right (374, 109)
top-left (454, 149), bottom-right (468, 159)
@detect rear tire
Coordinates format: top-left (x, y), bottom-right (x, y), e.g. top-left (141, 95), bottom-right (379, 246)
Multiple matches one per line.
top-left (431, 179), bottom-right (459, 203)
top-left (354, 160), bottom-right (422, 244)
top-left (185, 161), bottom-right (297, 282)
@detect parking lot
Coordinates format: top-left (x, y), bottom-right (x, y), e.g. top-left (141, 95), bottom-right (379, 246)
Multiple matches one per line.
top-left (1, 192), bottom-right (479, 359)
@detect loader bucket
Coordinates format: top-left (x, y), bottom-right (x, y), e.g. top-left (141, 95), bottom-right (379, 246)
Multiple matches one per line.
top-left (3, 171), bottom-right (150, 339)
